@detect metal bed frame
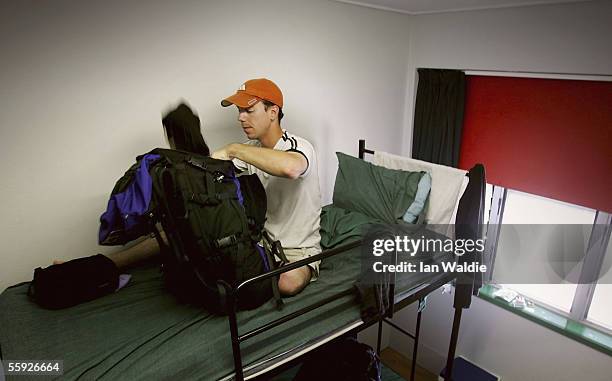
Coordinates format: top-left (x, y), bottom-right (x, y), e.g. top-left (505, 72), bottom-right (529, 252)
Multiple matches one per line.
top-left (217, 139), bottom-right (486, 381)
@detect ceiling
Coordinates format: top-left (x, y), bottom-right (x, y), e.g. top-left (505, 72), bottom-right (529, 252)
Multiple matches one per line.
top-left (332, 0), bottom-right (593, 14)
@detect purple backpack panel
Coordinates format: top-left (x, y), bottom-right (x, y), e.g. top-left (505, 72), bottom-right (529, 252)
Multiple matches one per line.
top-left (98, 154), bottom-right (160, 245)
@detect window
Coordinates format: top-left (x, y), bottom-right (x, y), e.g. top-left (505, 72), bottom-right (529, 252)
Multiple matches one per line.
top-left (495, 189), bottom-right (595, 313)
top-left (484, 186), bottom-right (610, 331)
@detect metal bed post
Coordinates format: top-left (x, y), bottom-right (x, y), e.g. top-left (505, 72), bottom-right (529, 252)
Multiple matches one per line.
top-left (410, 298), bottom-right (426, 381)
top-left (376, 320), bottom-right (383, 354)
top-left (361, 139), bottom-right (429, 379)
top-left (358, 140), bottom-right (484, 381)
top-left (218, 281), bottom-right (245, 381)
top-left (362, 137), bottom-right (387, 360)
top-left (361, 138), bottom-right (428, 379)
top-left (444, 308), bottom-right (463, 380)
top-left (358, 139), bottom-right (373, 159)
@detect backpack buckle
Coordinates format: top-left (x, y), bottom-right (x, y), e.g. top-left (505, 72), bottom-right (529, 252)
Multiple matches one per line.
top-left (212, 171), bottom-right (225, 183)
top-left (214, 234), bottom-right (239, 249)
top-left (186, 158), bottom-right (207, 171)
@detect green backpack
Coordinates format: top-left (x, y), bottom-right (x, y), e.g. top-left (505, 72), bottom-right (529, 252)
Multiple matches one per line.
top-left (148, 148), bottom-right (282, 313)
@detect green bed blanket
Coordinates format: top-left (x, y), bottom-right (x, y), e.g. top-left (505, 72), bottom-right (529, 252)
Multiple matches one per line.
top-left (0, 205), bottom-right (451, 380)
top-left (0, 252), bottom-right (360, 380)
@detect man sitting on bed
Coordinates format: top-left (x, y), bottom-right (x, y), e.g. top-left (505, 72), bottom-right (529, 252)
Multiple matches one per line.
top-left (54, 81), bottom-right (321, 297)
top-left (212, 78), bottom-right (322, 296)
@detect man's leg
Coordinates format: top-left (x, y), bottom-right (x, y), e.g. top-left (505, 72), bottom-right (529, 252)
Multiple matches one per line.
top-left (53, 232), bottom-right (166, 270)
top-left (277, 247), bottom-right (321, 296)
top-left (278, 266), bottom-right (312, 296)
top-left (106, 235), bottom-right (163, 270)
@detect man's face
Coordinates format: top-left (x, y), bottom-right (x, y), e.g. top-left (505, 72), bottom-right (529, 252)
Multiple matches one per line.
top-left (237, 101), bottom-right (274, 140)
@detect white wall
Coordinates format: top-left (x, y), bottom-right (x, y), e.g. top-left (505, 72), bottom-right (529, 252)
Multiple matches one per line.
top-left (0, 0), bottom-right (412, 290)
top-left (391, 1), bottom-right (612, 380)
top-left (391, 288), bottom-right (612, 381)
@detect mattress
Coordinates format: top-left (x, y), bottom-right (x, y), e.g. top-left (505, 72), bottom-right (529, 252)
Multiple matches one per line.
top-left (0, 205), bottom-right (453, 380)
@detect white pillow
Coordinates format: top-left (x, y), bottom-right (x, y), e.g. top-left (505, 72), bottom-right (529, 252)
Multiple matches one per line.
top-left (373, 151), bottom-right (468, 225)
top-left (449, 176), bottom-right (469, 224)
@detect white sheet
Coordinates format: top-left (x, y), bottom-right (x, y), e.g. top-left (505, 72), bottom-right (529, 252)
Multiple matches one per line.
top-left (373, 151), bottom-right (467, 225)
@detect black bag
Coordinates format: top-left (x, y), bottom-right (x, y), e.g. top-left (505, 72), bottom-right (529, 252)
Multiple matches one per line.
top-left (28, 254), bottom-right (119, 309)
top-left (293, 337), bottom-right (381, 381)
top-left (148, 148), bottom-right (281, 313)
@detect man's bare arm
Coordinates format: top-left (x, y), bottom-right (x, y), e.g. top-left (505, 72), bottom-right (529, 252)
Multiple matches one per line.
top-left (212, 143), bottom-right (307, 179)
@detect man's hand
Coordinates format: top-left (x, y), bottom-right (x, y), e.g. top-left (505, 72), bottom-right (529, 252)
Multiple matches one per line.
top-left (211, 144), bottom-right (235, 161)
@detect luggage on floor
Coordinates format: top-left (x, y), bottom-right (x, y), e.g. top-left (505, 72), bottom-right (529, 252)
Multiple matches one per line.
top-left (293, 337), bottom-right (381, 381)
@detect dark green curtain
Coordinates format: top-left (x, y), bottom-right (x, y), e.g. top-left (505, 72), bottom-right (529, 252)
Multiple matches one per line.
top-left (411, 69), bottom-right (466, 167)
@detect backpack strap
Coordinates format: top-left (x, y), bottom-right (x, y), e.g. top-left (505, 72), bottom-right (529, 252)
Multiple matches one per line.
top-left (273, 241), bottom-right (289, 266)
top-left (261, 232), bottom-right (285, 310)
top-left (266, 246), bottom-right (284, 311)
top-left (263, 230), bottom-right (289, 265)
top-left (185, 156), bottom-right (219, 204)
top-left (149, 217), bottom-right (168, 252)
top-left (148, 165), bottom-right (187, 266)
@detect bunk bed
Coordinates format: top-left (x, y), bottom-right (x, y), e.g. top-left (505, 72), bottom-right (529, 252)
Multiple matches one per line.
top-left (0, 140), bottom-right (485, 381)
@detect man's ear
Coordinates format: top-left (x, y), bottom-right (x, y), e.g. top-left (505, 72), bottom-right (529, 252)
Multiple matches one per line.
top-left (268, 105), bottom-right (279, 121)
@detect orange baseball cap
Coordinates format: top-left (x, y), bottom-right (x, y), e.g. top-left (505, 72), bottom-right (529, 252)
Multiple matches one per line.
top-left (221, 78), bottom-right (283, 108)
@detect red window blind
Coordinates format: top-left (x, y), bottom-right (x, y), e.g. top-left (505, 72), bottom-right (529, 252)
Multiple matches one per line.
top-left (458, 75), bottom-right (612, 213)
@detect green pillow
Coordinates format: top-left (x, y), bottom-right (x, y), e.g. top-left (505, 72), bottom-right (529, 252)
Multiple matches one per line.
top-left (332, 152), bottom-right (424, 224)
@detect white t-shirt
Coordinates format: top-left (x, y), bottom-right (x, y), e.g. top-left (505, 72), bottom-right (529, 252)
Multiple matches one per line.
top-left (233, 130), bottom-right (322, 251)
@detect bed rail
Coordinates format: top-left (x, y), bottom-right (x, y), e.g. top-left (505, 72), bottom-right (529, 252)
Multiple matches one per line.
top-left (217, 239), bottom-right (362, 381)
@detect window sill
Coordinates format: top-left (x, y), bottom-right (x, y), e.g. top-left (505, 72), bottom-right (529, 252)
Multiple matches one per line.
top-left (478, 284), bottom-right (612, 357)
